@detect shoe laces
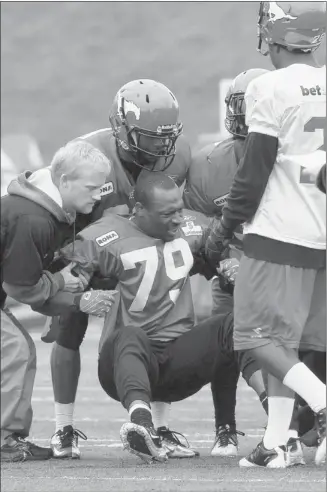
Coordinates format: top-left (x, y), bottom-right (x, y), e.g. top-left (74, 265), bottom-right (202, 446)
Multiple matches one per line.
top-left (157, 427), bottom-right (190, 448)
top-left (214, 424), bottom-right (245, 447)
top-left (72, 429), bottom-right (88, 442)
top-left (5, 434), bottom-right (36, 454)
top-left (53, 427), bottom-right (87, 447)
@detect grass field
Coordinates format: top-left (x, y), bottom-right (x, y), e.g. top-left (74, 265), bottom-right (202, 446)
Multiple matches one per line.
top-left (1, 4), bottom-right (326, 491)
top-left (1, 318), bottom-right (325, 492)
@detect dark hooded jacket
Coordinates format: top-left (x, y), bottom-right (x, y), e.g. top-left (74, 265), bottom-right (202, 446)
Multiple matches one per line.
top-left (1, 168), bottom-right (80, 314)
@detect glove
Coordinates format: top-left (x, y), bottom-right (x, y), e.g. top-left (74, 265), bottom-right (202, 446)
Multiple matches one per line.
top-left (217, 258), bottom-right (240, 295)
top-left (78, 290), bottom-right (118, 317)
top-left (218, 258), bottom-right (239, 284)
top-left (205, 217), bottom-right (233, 266)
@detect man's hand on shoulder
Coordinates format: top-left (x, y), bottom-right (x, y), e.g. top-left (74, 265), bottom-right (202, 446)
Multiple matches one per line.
top-left (59, 262), bottom-right (90, 292)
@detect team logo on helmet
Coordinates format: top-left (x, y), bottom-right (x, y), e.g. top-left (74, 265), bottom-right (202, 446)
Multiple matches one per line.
top-left (258, 1), bottom-right (326, 55)
top-left (118, 94), bottom-right (141, 122)
top-left (269, 2), bottom-right (297, 23)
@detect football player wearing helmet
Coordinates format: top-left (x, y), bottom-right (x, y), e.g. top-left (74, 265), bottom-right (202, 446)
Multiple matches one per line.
top-left (183, 68), bottom-right (269, 458)
top-left (46, 79), bottom-right (193, 460)
top-left (206, 1), bottom-right (326, 468)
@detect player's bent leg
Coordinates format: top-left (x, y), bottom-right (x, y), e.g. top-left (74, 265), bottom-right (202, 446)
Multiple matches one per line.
top-left (233, 258), bottom-right (325, 468)
top-left (50, 311), bottom-right (89, 459)
top-left (296, 351), bottom-right (326, 448)
top-left (99, 325), bottom-right (167, 463)
top-left (287, 351), bottom-right (325, 463)
top-left (1, 309), bottom-right (51, 462)
top-left (211, 284), bottom-right (244, 457)
top-left (152, 314), bottom-right (235, 459)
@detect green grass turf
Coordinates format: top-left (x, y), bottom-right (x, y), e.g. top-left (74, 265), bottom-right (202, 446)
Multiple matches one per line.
top-left (1, 321), bottom-right (325, 492)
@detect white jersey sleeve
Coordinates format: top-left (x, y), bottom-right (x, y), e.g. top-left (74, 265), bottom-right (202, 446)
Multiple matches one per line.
top-left (243, 65), bottom-right (326, 249)
top-left (245, 78), bottom-right (280, 138)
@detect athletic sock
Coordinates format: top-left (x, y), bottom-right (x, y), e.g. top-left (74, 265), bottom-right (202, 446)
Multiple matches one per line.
top-left (55, 402), bottom-right (74, 432)
top-left (151, 402), bottom-right (171, 429)
top-left (263, 397), bottom-right (295, 449)
top-left (128, 401), bottom-right (151, 419)
top-left (287, 429), bottom-right (299, 439)
top-left (283, 363), bottom-right (326, 413)
top-left (129, 401), bottom-right (153, 427)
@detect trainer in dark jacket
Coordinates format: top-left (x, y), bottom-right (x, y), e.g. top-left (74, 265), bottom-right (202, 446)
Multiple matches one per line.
top-left (1, 170), bottom-right (75, 312)
top-left (0, 140), bottom-right (112, 464)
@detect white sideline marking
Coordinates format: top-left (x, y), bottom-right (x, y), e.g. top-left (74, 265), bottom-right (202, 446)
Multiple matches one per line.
top-left (3, 476), bottom-right (325, 484)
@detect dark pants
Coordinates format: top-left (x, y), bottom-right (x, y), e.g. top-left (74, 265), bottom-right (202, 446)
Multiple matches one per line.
top-left (289, 350), bottom-right (326, 434)
top-left (98, 313), bottom-right (259, 411)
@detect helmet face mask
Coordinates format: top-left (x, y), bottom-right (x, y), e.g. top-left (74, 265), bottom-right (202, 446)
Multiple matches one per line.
top-left (257, 1), bottom-right (326, 56)
top-left (124, 124), bottom-right (182, 171)
top-left (109, 79), bottom-right (183, 172)
top-left (225, 91), bottom-right (247, 138)
top-left (225, 68), bottom-right (270, 138)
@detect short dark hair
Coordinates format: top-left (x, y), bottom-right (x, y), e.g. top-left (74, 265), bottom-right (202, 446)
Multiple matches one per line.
top-left (134, 171), bottom-right (177, 208)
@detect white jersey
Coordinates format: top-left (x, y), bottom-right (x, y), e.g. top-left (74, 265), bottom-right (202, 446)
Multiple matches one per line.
top-left (243, 64), bottom-right (326, 250)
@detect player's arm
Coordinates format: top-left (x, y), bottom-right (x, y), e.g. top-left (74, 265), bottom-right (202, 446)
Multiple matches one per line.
top-left (221, 132), bottom-right (278, 231)
top-left (206, 80), bottom-right (279, 264)
top-left (187, 215), bottom-right (217, 280)
top-left (60, 233), bottom-right (120, 284)
top-left (2, 216), bottom-right (67, 307)
top-left (222, 79), bottom-right (279, 231)
top-left (31, 235), bottom-right (118, 316)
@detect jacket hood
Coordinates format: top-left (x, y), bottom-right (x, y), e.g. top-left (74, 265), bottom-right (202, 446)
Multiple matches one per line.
top-left (7, 168), bottom-right (75, 224)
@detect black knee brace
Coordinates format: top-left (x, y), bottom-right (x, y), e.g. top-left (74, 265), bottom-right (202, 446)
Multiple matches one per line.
top-left (237, 349), bottom-right (261, 385)
top-left (56, 310), bottom-right (89, 350)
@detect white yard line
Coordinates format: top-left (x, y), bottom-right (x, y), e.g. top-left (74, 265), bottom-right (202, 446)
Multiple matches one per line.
top-left (2, 476), bottom-right (325, 484)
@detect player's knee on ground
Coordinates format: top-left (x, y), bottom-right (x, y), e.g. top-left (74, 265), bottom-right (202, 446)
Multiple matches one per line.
top-left (56, 310), bottom-right (89, 350)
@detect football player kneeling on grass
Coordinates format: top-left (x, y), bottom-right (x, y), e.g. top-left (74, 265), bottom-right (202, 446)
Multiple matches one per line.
top-left (61, 172), bottom-right (268, 464)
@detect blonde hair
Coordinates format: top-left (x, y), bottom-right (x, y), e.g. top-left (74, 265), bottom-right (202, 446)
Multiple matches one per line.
top-left (50, 140), bottom-right (111, 183)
